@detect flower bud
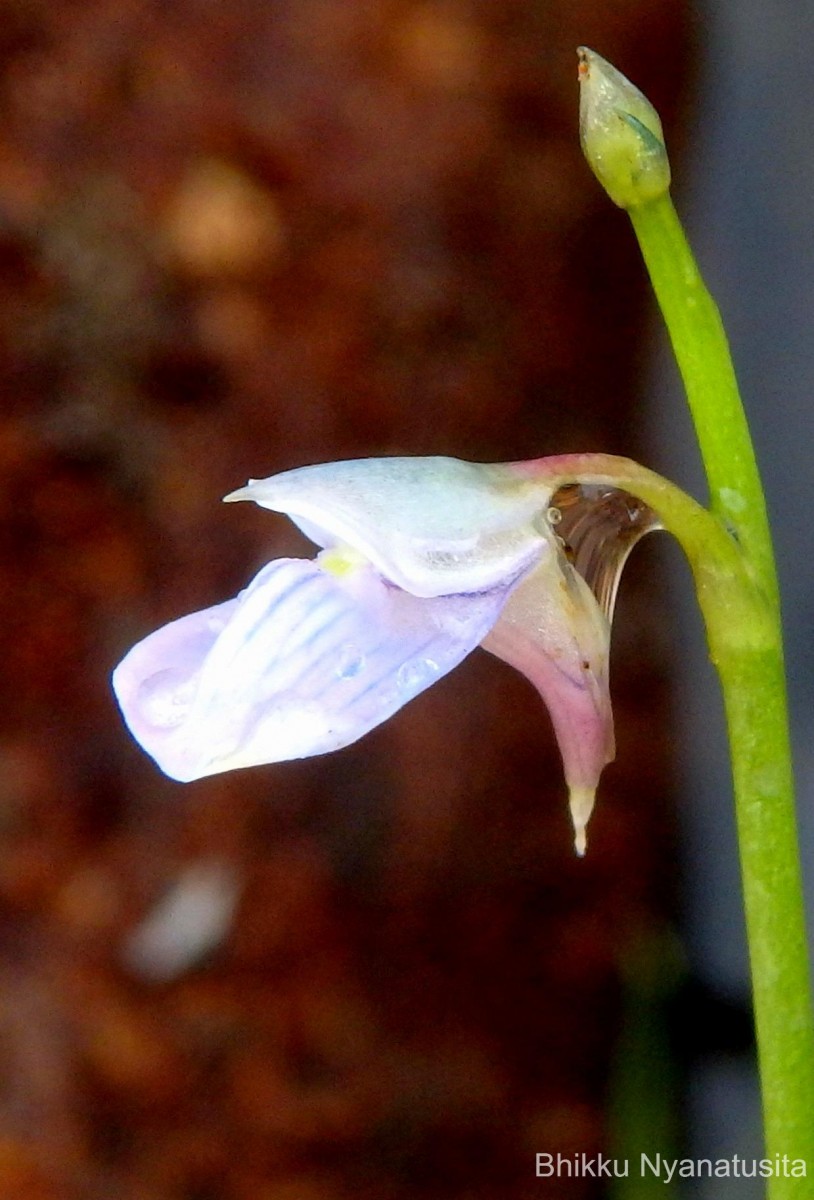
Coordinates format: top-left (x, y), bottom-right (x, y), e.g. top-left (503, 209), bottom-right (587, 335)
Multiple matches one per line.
top-left (577, 47), bottom-right (670, 209)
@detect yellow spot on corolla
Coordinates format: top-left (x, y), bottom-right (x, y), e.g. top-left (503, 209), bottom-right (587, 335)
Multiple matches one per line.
top-left (317, 546), bottom-right (370, 577)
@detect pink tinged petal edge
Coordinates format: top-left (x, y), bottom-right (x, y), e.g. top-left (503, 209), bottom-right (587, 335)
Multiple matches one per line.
top-left (223, 456), bottom-right (554, 598)
top-left (112, 557), bottom-right (514, 783)
top-left (481, 554), bottom-right (614, 856)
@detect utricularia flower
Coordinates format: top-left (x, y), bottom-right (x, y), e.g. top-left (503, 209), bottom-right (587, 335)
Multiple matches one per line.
top-left (113, 456), bottom-right (648, 853)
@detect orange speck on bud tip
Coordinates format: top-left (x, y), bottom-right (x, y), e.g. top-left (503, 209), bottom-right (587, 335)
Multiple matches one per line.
top-left (577, 46), bottom-right (670, 209)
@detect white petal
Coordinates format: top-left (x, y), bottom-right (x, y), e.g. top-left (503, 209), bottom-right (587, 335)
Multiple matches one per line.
top-left (224, 456), bottom-right (552, 597)
top-left (112, 557), bottom-right (511, 782)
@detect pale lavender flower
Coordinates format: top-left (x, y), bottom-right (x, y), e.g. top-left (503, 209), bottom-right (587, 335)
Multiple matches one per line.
top-left (112, 455), bottom-right (642, 852)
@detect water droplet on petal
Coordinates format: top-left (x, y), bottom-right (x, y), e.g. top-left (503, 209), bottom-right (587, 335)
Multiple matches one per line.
top-left (137, 671), bottom-right (196, 729)
top-left (336, 644), bottom-right (366, 679)
top-left (395, 657), bottom-right (442, 694)
top-left (397, 661), bottom-right (424, 692)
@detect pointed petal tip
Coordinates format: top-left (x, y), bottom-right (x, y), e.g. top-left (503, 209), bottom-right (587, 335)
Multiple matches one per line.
top-left (222, 484), bottom-right (254, 503)
top-left (569, 785), bottom-right (596, 857)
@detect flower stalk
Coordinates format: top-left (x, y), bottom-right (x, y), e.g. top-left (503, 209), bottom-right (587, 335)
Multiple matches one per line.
top-left (578, 48), bottom-right (814, 1188)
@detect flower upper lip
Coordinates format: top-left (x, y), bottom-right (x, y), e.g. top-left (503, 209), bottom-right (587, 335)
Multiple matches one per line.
top-left (223, 456), bottom-right (553, 598)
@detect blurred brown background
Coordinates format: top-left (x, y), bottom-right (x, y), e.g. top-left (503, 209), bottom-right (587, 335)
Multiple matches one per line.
top-left (0, 2), bottom-right (692, 1197)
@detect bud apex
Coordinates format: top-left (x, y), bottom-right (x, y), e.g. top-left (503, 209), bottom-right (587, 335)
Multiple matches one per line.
top-left (577, 47), bottom-right (671, 209)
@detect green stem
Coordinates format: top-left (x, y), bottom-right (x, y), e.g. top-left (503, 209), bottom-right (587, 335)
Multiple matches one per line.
top-left (628, 195), bottom-right (814, 1189)
top-left (629, 195), bottom-right (778, 605)
top-left (576, 45), bottom-right (811, 1188)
